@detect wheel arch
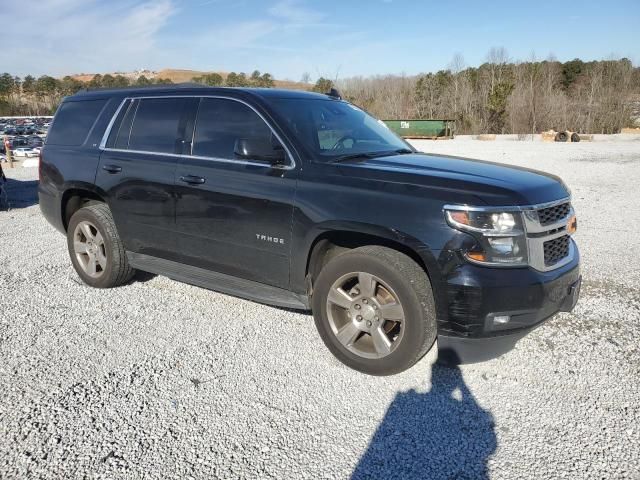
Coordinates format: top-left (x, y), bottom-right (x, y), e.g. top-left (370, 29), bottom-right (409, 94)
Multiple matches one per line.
top-left (301, 222), bottom-right (442, 301)
top-left (60, 183), bottom-right (109, 232)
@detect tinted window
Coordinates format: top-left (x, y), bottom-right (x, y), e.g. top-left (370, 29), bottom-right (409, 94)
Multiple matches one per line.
top-left (108, 99), bottom-right (138, 149)
top-left (129, 98), bottom-right (192, 154)
top-left (269, 98), bottom-right (409, 161)
top-left (104, 99), bottom-right (135, 149)
top-left (192, 98), bottom-right (273, 159)
top-left (46, 99), bottom-right (107, 146)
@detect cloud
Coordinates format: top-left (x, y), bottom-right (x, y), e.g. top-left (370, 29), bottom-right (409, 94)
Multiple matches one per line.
top-left (190, 0), bottom-right (335, 55)
top-left (0, 0), bottom-right (176, 76)
top-left (267, 0), bottom-right (325, 25)
top-left (0, 0), bottom-right (381, 81)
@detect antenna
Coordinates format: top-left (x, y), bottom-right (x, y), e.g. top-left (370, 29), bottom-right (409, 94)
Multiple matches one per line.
top-left (327, 88), bottom-right (342, 100)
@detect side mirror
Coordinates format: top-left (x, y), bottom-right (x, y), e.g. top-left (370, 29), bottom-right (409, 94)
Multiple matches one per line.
top-left (234, 138), bottom-right (286, 165)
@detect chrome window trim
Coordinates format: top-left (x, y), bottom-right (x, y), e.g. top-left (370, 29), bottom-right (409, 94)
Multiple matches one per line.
top-left (99, 148), bottom-right (291, 170)
top-left (98, 95), bottom-right (296, 170)
top-left (99, 98), bottom-right (129, 149)
top-left (443, 197), bottom-right (576, 272)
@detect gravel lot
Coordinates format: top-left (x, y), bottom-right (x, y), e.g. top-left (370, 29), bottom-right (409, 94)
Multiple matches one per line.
top-left (1, 137), bottom-right (639, 479)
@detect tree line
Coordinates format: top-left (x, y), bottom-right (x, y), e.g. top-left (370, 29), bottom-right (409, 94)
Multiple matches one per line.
top-left (332, 50), bottom-right (640, 134)
top-left (192, 70), bottom-right (275, 88)
top-left (2, 51), bottom-right (639, 133)
top-left (0, 70), bottom-right (276, 116)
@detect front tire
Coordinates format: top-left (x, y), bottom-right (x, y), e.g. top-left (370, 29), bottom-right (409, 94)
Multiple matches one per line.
top-left (312, 246), bottom-right (437, 375)
top-left (67, 203), bottom-right (135, 288)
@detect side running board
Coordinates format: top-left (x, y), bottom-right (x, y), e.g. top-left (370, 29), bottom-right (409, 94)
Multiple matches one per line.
top-left (127, 252), bottom-right (310, 310)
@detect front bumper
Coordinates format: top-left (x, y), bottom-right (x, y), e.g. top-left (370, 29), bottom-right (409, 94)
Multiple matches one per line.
top-left (437, 242), bottom-right (581, 364)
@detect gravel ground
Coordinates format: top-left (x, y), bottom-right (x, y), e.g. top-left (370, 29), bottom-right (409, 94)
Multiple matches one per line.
top-left (1, 138), bottom-right (639, 479)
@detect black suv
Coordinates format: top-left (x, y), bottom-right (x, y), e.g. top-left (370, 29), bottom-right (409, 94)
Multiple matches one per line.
top-left (39, 86), bottom-right (581, 375)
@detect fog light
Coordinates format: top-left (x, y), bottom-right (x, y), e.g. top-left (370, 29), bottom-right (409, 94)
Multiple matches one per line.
top-left (493, 315), bottom-right (511, 325)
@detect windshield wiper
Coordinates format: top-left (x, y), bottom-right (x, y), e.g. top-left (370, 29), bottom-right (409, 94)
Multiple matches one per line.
top-left (329, 152), bottom-right (380, 163)
top-left (384, 148), bottom-right (414, 155)
top-left (329, 148), bottom-right (414, 164)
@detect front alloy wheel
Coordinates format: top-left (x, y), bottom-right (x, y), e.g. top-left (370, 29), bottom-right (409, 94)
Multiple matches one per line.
top-left (312, 246), bottom-right (437, 376)
top-left (327, 272), bottom-right (405, 359)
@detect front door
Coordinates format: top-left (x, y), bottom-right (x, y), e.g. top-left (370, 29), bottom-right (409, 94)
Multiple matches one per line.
top-left (174, 97), bottom-right (297, 289)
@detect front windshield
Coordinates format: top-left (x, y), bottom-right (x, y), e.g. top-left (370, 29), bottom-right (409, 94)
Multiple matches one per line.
top-left (268, 98), bottom-right (412, 161)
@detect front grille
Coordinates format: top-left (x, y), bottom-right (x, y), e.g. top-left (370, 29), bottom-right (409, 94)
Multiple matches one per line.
top-left (537, 202), bottom-right (570, 226)
top-left (544, 235), bottom-right (570, 266)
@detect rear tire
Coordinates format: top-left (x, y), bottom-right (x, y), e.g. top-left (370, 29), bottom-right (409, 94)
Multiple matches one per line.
top-left (555, 131), bottom-right (568, 142)
top-left (67, 203), bottom-right (135, 288)
top-left (570, 132), bottom-right (580, 142)
top-left (312, 246), bottom-right (437, 375)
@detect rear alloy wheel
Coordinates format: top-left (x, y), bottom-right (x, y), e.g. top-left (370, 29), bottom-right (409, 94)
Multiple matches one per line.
top-left (67, 203), bottom-right (135, 288)
top-left (73, 221), bottom-right (107, 278)
top-left (312, 246), bottom-right (436, 375)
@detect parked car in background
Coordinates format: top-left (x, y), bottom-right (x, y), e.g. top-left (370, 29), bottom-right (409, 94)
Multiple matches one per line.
top-left (27, 136), bottom-right (43, 148)
top-left (11, 136), bottom-right (28, 148)
top-left (12, 147), bottom-right (39, 157)
top-left (3, 127), bottom-right (17, 135)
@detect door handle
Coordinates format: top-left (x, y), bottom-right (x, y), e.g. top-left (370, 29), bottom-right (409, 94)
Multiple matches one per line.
top-left (179, 175), bottom-right (206, 185)
top-left (102, 164), bottom-right (122, 174)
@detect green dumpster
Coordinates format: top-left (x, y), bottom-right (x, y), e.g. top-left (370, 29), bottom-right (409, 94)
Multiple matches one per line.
top-left (383, 119), bottom-right (455, 139)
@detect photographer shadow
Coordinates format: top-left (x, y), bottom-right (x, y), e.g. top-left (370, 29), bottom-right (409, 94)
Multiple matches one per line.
top-left (352, 364), bottom-right (497, 480)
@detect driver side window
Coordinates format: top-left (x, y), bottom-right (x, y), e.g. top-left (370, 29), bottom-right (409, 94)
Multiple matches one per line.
top-left (193, 98), bottom-right (273, 160)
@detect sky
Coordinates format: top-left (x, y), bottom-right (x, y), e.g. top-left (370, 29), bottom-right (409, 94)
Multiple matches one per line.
top-left (0, 0), bottom-right (638, 81)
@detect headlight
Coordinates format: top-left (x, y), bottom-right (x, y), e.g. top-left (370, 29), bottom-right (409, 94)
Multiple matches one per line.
top-left (444, 208), bottom-right (528, 266)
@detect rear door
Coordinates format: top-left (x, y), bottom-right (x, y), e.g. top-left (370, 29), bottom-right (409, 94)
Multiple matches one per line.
top-left (174, 97), bottom-right (297, 289)
top-left (96, 96), bottom-right (197, 260)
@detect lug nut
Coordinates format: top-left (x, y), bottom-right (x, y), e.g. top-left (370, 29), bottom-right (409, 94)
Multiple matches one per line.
top-left (363, 299), bottom-right (368, 304)
top-left (356, 315), bottom-right (363, 321)
top-left (354, 304), bottom-right (361, 310)
top-left (374, 316), bottom-right (379, 321)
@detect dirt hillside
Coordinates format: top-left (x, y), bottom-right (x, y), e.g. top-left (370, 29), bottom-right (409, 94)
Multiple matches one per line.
top-left (70, 69), bottom-right (309, 89)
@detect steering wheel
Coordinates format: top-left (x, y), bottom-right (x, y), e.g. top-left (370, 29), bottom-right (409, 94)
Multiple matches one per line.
top-left (331, 135), bottom-right (356, 150)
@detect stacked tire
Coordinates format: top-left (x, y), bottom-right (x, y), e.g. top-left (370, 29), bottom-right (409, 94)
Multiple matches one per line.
top-left (555, 131), bottom-right (581, 142)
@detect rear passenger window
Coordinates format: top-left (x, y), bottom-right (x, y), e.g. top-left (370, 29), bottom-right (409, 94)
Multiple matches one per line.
top-left (128, 98), bottom-right (192, 154)
top-left (46, 99), bottom-right (107, 146)
top-left (105, 99), bottom-right (138, 149)
top-left (192, 98), bottom-right (273, 159)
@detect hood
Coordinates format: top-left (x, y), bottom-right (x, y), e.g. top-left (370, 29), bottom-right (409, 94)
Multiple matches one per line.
top-left (337, 153), bottom-right (569, 206)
